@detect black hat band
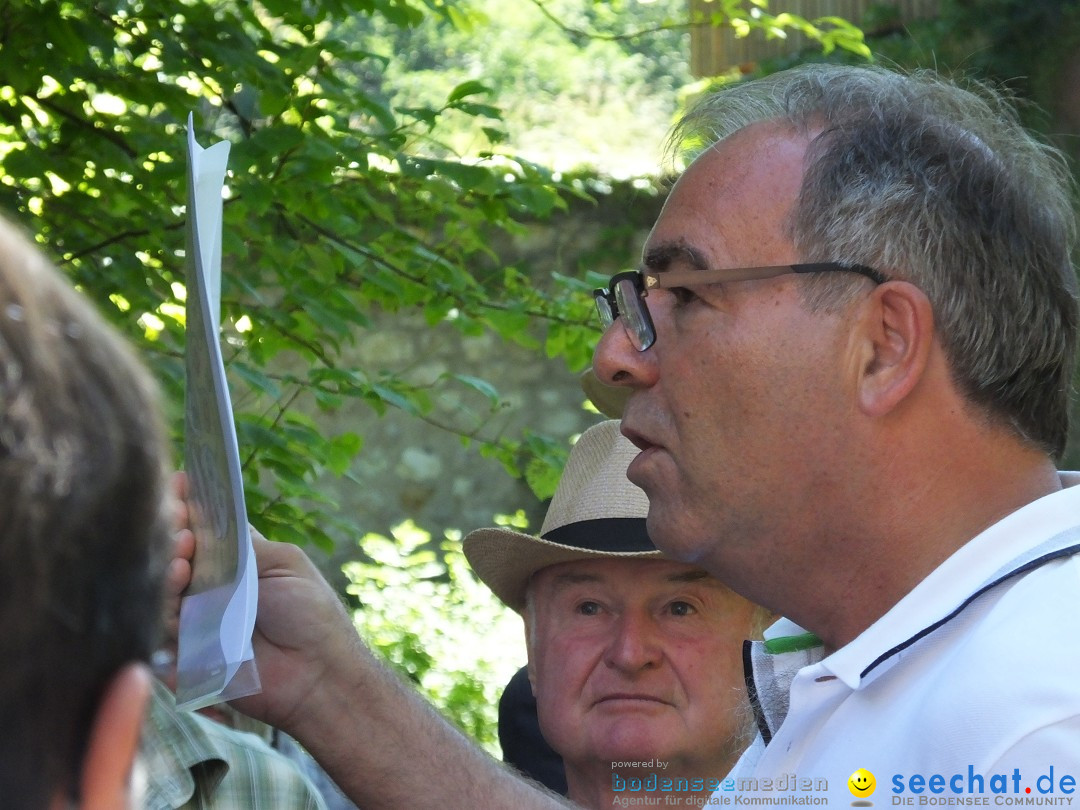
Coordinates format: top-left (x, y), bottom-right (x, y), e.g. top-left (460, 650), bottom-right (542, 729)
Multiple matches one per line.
top-left (541, 517), bottom-right (655, 553)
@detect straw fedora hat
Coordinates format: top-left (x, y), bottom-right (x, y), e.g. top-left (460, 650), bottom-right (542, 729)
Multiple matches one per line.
top-left (463, 419), bottom-right (661, 613)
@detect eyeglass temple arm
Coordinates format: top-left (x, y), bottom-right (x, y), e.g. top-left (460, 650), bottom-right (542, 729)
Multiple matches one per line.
top-left (644, 262), bottom-right (886, 289)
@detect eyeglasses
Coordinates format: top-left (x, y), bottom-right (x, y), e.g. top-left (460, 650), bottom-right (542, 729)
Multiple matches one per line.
top-left (593, 262), bottom-right (888, 351)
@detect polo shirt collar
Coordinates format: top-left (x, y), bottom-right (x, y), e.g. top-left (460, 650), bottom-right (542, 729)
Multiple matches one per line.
top-left (746, 473), bottom-right (1080, 739)
top-left (819, 472), bottom-right (1080, 689)
top-left (745, 619), bottom-right (826, 744)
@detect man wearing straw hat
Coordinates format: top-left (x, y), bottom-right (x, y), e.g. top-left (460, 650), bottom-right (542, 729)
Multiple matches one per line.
top-left (464, 420), bottom-right (765, 809)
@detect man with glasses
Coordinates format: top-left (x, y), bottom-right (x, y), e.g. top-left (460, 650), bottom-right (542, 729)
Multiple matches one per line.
top-left (168, 64), bottom-right (1080, 808)
top-left (590, 64), bottom-right (1080, 802)
top-left (594, 262), bottom-right (887, 352)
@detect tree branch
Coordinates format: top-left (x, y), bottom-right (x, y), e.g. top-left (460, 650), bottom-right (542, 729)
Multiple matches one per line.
top-left (30, 94), bottom-right (138, 158)
top-left (296, 213), bottom-right (591, 328)
top-left (525, 0), bottom-right (692, 42)
top-left (241, 387), bottom-right (303, 472)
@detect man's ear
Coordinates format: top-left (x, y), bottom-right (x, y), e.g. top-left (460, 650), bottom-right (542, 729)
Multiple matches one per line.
top-left (855, 280), bottom-right (935, 417)
top-left (77, 663), bottom-right (151, 810)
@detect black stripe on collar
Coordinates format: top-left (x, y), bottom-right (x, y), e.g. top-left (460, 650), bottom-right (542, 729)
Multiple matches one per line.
top-left (860, 542), bottom-right (1080, 679)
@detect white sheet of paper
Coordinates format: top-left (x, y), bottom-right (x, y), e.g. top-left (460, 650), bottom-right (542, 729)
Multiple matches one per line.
top-left (176, 114), bottom-right (261, 711)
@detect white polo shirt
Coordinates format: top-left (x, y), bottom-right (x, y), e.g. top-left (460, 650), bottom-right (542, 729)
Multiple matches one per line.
top-left (715, 473), bottom-right (1080, 808)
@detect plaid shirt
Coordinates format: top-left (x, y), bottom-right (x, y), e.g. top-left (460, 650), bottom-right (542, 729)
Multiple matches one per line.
top-left (141, 681), bottom-right (329, 810)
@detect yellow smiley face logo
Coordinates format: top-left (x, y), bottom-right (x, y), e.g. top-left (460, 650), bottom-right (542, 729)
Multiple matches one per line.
top-left (848, 768), bottom-right (876, 798)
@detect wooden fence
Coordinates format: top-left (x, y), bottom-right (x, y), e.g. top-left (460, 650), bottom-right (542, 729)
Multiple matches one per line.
top-left (689, 0), bottom-right (940, 76)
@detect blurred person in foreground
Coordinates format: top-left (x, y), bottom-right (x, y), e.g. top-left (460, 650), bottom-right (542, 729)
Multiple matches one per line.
top-left (465, 420), bottom-right (769, 808)
top-left (0, 212), bottom-right (331, 810)
top-left (0, 214), bottom-right (171, 810)
top-left (171, 63), bottom-right (1080, 808)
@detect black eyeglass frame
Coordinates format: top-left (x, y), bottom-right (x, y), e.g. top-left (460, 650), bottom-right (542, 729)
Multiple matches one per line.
top-left (592, 262), bottom-right (888, 351)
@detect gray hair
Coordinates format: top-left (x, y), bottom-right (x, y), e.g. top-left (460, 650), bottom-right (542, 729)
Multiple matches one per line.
top-left (671, 64), bottom-right (1079, 459)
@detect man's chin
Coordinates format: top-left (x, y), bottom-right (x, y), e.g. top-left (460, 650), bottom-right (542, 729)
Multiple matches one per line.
top-left (645, 511), bottom-right (709, 565)
top-left (592, 728), bottom-right (678, 766)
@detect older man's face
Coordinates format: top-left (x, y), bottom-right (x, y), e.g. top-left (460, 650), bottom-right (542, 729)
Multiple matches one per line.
top-left (526, 557), bottom-right (758, 775)
top-left (590, 122), bottom-right (864, 599)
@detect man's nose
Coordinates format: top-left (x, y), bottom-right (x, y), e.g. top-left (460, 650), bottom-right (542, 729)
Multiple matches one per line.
top-left (603, 611), bottom-right (662, 672)
top-left (591, 319), bottom-right (659, 392)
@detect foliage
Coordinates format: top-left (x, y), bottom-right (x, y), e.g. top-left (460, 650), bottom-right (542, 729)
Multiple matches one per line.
top-left (0, 0), bottom-right (870, 548)
top-left (344, 520), bottom-right (526, 754)
top-left (347, 0), bottom-right (695, 175)
top-left (687, 0), bottom-right (869, 60)
top-left (347, 0), bottom-right (869, 175)
top-left (748, 1), bottom-right (1080, 144)
top-left (0, 0), bottom-right (604, 552)
top-left (865, 0), bottom-right (1080, 136)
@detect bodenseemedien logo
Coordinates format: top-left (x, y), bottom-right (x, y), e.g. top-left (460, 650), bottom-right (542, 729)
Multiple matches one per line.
top-left (611, 770), bottom-right (830, 806)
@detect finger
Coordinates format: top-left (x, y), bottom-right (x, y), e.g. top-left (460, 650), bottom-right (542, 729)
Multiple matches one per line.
top-left (172, 470), bottom-right (188, 500)
top-left (164, 542), bottom-right (193, 600)
top-left (171, 472), bottom-right (190, 533)
top-left (249, 526), bottom-right (322, 581)
top-left (162, 528), bottom-right (195, 652)
top-left (173, 526), bottom-right (196, 566)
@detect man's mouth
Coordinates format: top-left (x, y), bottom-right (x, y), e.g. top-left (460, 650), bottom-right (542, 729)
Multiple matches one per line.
top-left (594, 693), bottom-right (671, 707)
top-left (620, 424), bottom-right (658, 454)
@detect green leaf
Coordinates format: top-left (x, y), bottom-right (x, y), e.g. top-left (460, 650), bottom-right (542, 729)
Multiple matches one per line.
top-left (230, 362), bottom-right (283, 399)
top-left (447, 80), bottom-right (492, 103)
top-left (370, 383), bottom-right (423, 416)
top-left (326, 431), bottom-right (363, 475)
top-left (524, 454), bottom-right (562, 500)
top-left (447, 373), bottom-right (501, 406)
top-left (450, 101), bottom-right (501, 119)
